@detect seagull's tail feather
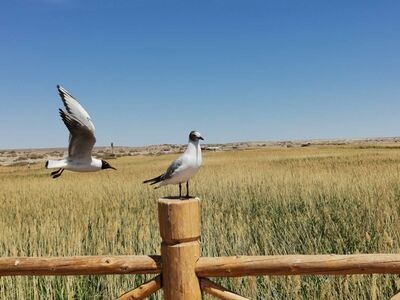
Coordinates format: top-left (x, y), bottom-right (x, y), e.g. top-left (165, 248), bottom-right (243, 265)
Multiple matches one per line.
top-left (46, 159), bottom-right (67, 169)
top-left (143, 174), bottom-right (163, 185)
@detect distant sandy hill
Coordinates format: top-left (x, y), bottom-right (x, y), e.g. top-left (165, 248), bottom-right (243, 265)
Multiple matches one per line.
top-left (1, 137), bottom-right (400, 167)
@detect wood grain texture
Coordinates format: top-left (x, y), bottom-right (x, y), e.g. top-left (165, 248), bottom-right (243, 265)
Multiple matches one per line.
top-left (196, 254), bottom-right (400, 277)
top-left (200, 278), bottom-right (249, 300)
top-left (0, 255), bottom-right (161, 276)
top-left (158, 197), bottom-right (201, 244)
top-left (117, 275), bottom-right (162, 300)
top-left (158, 197), bottom-right (202, 300)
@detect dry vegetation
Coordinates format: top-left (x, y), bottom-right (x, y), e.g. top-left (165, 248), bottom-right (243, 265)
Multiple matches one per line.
top-left (1, 145), bottom-right (400, 299)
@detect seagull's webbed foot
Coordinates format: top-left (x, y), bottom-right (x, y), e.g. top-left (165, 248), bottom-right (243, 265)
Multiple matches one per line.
top-left (52, 168), bottom-right (64, 179)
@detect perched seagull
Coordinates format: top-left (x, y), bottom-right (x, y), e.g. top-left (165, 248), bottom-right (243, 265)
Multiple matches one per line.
top-left (143, 131), bottom-right (204, 198)
top-left (45, 85), bottom-right (116, 178)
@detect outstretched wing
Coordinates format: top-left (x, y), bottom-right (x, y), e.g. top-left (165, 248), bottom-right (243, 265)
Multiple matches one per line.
top-left (57, 85), bottom-right (96, 160)
top-left (57, 85), bottom-right (95, 133)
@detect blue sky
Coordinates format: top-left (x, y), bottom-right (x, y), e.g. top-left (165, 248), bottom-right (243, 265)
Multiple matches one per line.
top-left (1, 0), bottom-right (400, 149)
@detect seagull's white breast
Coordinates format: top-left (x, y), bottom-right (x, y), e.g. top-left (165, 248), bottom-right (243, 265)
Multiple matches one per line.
top-left (163, 142), bottom-right (202, 185)
top-left (64, 157), bottom-right (102, 172)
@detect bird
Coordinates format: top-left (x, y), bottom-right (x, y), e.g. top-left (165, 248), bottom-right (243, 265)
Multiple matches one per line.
top-left (45, 85), bottom-right (116, 178)
top-left (143, 131), bottom-right (204, 198)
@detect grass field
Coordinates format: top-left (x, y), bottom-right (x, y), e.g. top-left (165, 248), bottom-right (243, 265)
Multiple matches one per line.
top-left (1, 145), bottom-right (400, 299)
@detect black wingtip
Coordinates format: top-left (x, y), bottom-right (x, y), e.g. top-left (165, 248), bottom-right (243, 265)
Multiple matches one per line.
top-left (45, 160), bottom-right (49, 168)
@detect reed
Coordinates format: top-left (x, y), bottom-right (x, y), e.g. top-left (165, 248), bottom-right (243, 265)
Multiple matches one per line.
top-left (1, 145), bottom-right (400, 299)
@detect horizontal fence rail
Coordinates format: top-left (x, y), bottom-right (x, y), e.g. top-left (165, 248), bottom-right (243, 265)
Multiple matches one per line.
top-left (196, 254), bottom-right (400, 277)
top-left (0, 255), bottom-right (161, 276)
top-left (3, 254), bottom-right (400, 277)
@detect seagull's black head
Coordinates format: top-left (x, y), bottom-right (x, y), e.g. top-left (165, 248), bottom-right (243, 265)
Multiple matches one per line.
top-left (101, 160), bottom-right (116, 170)
top-left (189, 130), bottom-right (204, 142)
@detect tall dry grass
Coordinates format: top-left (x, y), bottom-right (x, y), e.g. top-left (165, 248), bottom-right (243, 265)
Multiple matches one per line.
top-left (1, 145), bottom-right (400, 299)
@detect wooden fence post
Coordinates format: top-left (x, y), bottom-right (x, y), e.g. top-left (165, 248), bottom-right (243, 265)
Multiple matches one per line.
top-left (158, 197), bottom-right (201, 300)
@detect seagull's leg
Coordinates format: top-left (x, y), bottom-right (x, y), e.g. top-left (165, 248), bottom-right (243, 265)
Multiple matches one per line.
top-left (52, 168), bottom-right (64, 179)
top-left (186, 181), bottom-right (189, 198)
top-left (51, 168), bottom-right (62, 176)
top-left (179, 183), bottom-right (182, 198)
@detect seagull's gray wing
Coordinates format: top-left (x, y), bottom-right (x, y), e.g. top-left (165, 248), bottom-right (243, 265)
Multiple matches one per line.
top-left (57, 85), bottom-right (95, 133)
top-left (57, 85), bottom-right (96, 160)
top-left (59, 109), bottom-right (96, 160)
top-left (162, 156), bottom-right (184, 180)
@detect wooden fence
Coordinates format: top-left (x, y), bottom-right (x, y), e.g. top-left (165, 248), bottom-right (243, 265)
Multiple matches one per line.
top-left (1, 197), bottom-right (400, 299)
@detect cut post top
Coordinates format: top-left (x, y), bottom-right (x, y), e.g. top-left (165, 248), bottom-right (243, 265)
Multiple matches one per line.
top-left (158, 197), bottom-right (201, 244)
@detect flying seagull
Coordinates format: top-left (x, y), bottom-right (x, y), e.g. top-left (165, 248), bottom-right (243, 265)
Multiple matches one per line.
top-left (45, 85), bottom-right (116, 178)
top-left (143, 131), bottom-right (204, 198)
